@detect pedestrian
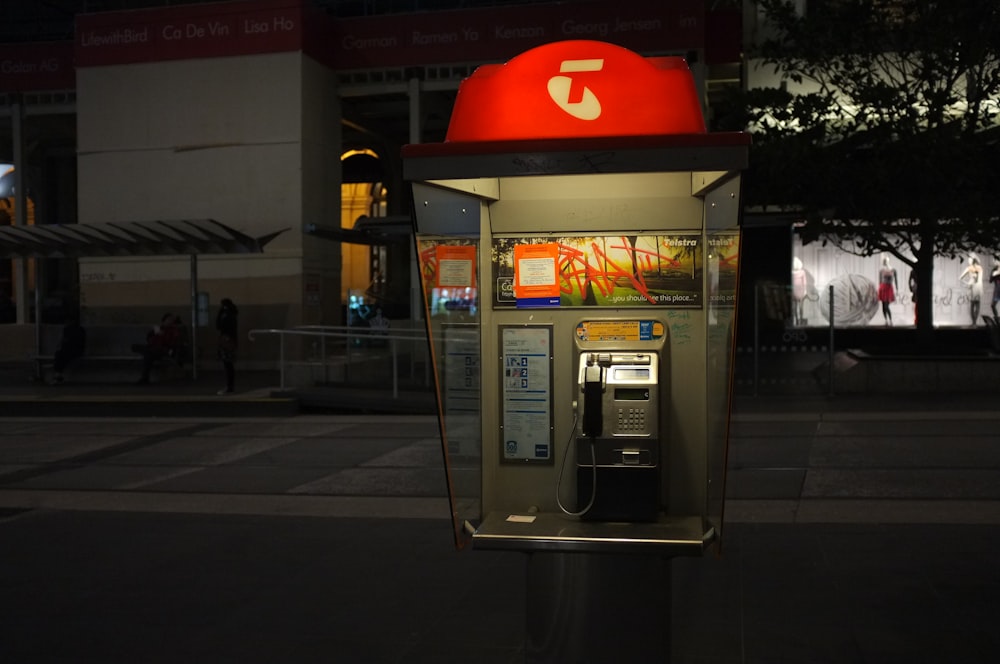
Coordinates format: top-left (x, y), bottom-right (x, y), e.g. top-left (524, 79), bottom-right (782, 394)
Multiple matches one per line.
top-left (215, 298), bottom-right (239, 395)
top-left (135, 313), bottom-right (182, 384)
top-left (51, 317), bottom-right (87, 383)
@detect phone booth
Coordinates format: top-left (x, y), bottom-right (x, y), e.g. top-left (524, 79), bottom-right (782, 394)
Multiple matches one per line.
top-left (404, 40), bottom-right (749, 663)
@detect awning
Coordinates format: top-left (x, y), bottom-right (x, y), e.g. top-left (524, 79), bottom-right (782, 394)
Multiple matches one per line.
top-left (0, 219), bottom-right (285, 258)
top-left (1, 218), bottom-right (288, 381)
top-left (304, 216), bottom-right (411, 247)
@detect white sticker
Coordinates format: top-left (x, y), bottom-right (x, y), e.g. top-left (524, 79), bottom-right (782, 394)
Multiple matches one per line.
top-left (506, 515), bottom-right (537, 523)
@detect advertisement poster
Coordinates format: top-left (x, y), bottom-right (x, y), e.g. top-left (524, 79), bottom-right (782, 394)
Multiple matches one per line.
top-left (708, 232), bottom-right (739, 309)
top-left (492, 234), bottom-right (703, 308)
top-left (499, 326), bottom-right (552, 463)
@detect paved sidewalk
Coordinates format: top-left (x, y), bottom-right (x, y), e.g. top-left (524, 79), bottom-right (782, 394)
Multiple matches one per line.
top-left (0, 365), bottom-right (295, 417)
top-left (2, 359), bottom-right (997, 418)
top-left (0, 364), bottom-right (435, 416)
top-left (2, 367), bottom-right (999, 662)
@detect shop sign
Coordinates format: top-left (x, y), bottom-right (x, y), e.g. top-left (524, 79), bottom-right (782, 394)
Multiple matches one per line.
top-left (0, 42), bottom-right (75, 91)
top-left (304, 272), bottom-right (321, 306)
top-left (71, 0), bottom-right (704, 71)
top-left (335, 0), bottom-right (702, 70)
top-left (75, 0), bottom-right (308, 67)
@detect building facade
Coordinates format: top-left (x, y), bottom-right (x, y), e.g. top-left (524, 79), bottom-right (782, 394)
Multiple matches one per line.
top-left (0, 0), bottom-right (742, 362)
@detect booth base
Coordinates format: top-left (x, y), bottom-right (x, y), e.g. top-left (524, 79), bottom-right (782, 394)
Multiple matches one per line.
top-left (526, 551), bottom-right (671, 663)
top-left (474, 512), bottom-right (711, 663)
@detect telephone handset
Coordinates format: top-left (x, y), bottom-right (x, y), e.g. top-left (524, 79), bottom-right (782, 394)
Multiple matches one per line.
top-left (581, 353), bottom-right (609, 438)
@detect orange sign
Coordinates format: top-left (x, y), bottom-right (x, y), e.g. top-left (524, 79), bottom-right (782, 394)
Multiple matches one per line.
top-left (435, 244), bottom-right (477, 288)
top-left (445, 40), bottom-right (705, 142)
top-left (513, 243), bottom-right (560, 300)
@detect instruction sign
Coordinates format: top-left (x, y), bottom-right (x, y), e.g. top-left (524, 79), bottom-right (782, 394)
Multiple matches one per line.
top-left (575, 319), bottom-right (666, 342)
top-left (499, 326), bottom-right (553, 463)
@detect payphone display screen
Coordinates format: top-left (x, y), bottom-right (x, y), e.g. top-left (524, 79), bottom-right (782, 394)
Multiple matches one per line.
top-left (613, 368), bottom-right (650, 381)
top-left (614, 388), bottom-right (649, 401)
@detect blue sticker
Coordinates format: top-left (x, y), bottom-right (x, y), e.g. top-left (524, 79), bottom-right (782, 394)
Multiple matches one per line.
top-left (535, 444), bottom-right (549, 458)
top-left (516, 296), bottom-right (561, 308)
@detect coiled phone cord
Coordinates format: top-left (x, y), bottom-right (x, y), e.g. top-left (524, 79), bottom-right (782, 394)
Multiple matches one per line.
top-left (555, 412), bottom-right (597, 517)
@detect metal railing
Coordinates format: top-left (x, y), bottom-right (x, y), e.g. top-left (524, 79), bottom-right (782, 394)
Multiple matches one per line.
top-left (248, 324), bottom-right (430, 396)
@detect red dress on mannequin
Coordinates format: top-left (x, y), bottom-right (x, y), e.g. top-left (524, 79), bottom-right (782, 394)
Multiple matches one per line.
top-left (878, 267), bottom-right (896, 303)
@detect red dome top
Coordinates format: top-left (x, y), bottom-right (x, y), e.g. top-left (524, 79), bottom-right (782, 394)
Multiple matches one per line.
top-left (445, 40), bottom-right (706, 143)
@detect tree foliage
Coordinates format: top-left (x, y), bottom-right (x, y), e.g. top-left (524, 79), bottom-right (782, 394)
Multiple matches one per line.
top-left (723, 0), bottom-right (1000, 333)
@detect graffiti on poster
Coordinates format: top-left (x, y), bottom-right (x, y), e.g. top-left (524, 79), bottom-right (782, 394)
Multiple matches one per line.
top-left (492, 234), bottom-right (703, 308)
top-left (707, 232), bottom-right (739, 308)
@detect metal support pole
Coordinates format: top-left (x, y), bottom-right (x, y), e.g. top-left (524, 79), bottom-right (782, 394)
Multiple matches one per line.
top-left (346, 328), bottom-right (353, 381)
top-left (321, 333), bottom-right (328, 384)
top-left (753, 282), bottom-right (760, 397)
top-left (828, 284), bottom-right (835, 396)
top-left (34, 261), bottom-right (43, 380)
top-left (189, 255), bottom-right (199, 380)
top-left (279, 332), bottom-right (286, 389)
top-left (408, 77), bottom-right (424, 322)
top-left (12, 95), bottom-right (29, 325)
top-left (391, 338), bottom-right (399, 398)
top-left (409, 337), bottom-right (415, 383)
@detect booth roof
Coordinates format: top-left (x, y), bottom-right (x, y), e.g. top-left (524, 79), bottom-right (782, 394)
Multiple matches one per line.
top-left (401, 132), bottom-right (752, 181)
top-left (401, 132), bottom-right (752, 159)
top-left (0, 219), bottom-right (286, 259)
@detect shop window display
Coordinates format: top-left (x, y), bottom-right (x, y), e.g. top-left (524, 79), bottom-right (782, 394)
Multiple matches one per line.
top-left (958, 255), bottom-right (984, 326)
top-left (791, 235), bottom-right (999, 327)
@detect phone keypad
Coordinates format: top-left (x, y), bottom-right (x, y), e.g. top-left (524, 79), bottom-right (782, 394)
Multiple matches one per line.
top-left (616, 407), bottom-right (646, 433)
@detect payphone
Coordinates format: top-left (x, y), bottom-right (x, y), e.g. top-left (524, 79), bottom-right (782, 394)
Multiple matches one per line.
top-left (573, 319), bottom-right (667, 522)
top-left (404, 38), bottom-right (749, 663)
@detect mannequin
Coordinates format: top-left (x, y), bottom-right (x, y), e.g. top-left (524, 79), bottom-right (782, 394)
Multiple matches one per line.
top-left (876, 256), bottom-right (898, 326)
top-left (990, 260), bottom-right (1000, 320)
top-left (959, 255), bottom-right (983, 325)
top-left (791, 256), bottom-right (808, 325)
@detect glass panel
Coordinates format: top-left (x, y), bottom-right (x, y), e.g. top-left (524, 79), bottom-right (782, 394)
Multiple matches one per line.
top-left (705, 229), bottom-right (740, 543)
top-left (415, 236), bottom-right (481, 549)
